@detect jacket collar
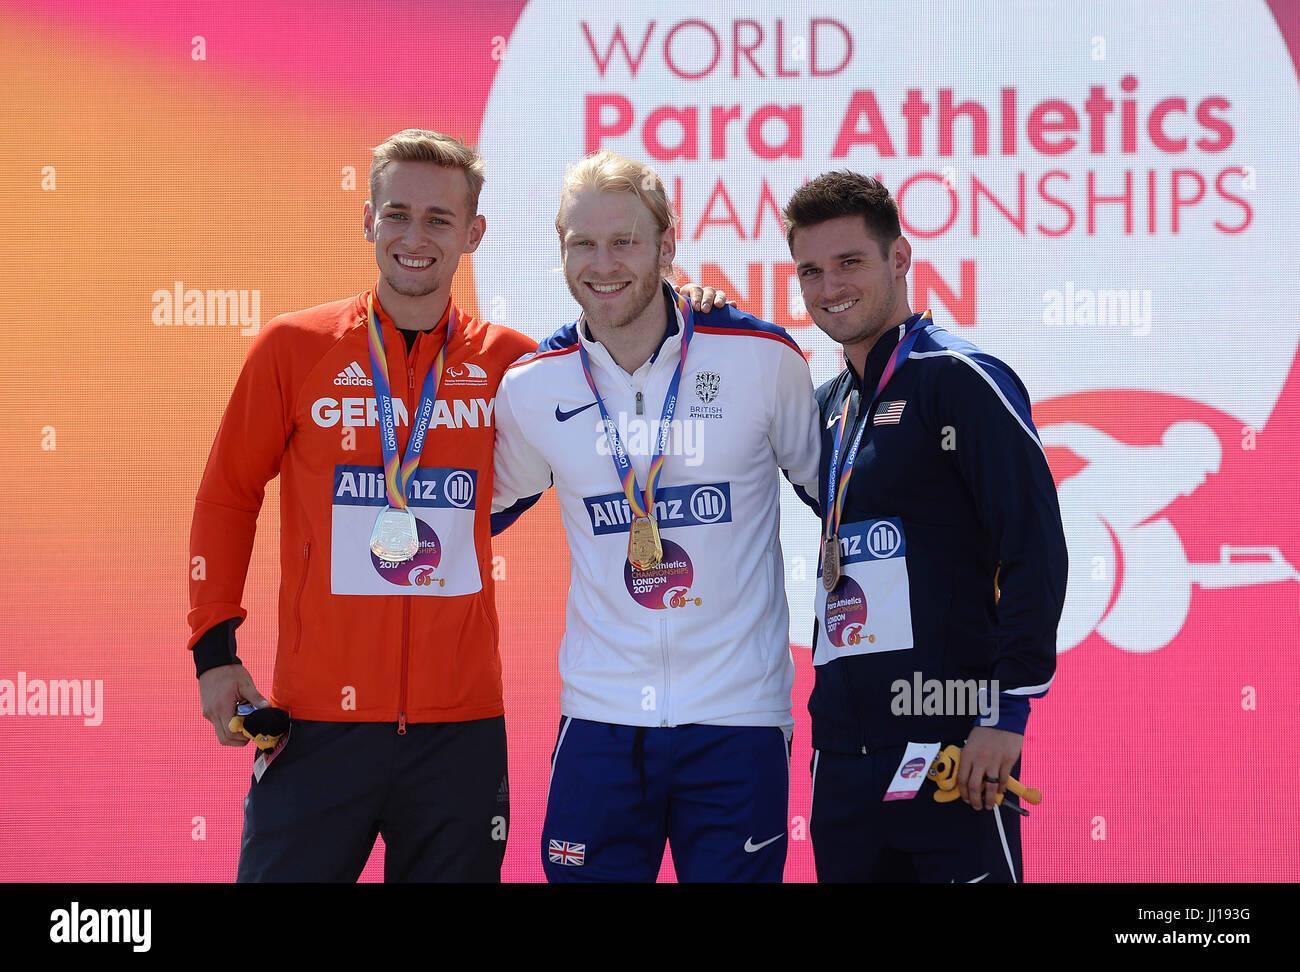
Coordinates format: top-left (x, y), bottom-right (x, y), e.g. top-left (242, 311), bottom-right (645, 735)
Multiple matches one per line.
top-left (358, 286), bottom-right (455, 347)
top-left (844, 312), bottom-right (922, 393)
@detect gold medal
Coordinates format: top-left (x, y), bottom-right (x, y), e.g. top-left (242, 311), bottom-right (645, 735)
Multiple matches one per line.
top-left (822, 534), bottom-right (842, 592)
top-left (628, 515), bottom-right (664, 571)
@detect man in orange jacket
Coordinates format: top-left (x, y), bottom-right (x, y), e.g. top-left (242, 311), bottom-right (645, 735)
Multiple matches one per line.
top-left (188, 130), bottom-right (537, 881)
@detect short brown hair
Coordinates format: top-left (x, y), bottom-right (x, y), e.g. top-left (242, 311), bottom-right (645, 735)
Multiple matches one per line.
top-left (783, 171), bottom-right (901, 258)
top-left (369, 129), bottom-right (485, 214)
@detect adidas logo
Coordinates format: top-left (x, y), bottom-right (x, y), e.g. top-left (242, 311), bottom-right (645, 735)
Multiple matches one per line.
top-left (497, 775), bottom-right (509, 804)
top-left (334, 361), bottom-right (372, 387)
top-left (444, 361), bottom-right (489, 385)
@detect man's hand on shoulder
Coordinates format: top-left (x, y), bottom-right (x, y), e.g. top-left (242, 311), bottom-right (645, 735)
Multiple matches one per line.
top-left (199, 664), bottom-right (268, 747)
top-left (675, 283), bottom-right (735, 312)
top-left (957, 725), bottom-right (1023, 810)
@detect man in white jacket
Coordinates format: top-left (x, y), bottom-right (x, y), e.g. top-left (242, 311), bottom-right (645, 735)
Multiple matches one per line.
top-left (492, 151), bottom-right (821, 882)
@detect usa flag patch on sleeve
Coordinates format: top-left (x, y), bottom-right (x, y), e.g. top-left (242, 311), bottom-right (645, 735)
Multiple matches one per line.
top-left (548, 839), bottom-right (586, 866)
top-left (874, 401), bottom-right (907, 425)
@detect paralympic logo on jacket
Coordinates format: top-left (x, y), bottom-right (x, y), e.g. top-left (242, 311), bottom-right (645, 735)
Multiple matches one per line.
top-left (624, 539), bottom-right (701, 610)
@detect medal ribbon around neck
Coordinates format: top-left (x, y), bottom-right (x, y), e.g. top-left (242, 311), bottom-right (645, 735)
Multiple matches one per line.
top-left (577, 290), bottom-right (694, 521)
top-left (365, 293), bottom-right (456, 509)
top-left (824, 310), bottom-right (932, 543)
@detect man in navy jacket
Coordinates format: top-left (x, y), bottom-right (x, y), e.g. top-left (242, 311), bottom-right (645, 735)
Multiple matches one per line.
top-left (785, 171), bottom-right (1067, 882)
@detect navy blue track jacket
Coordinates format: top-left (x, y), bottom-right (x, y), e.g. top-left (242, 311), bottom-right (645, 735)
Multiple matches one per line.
top-left (795, 312), bottom-right (1067, 754)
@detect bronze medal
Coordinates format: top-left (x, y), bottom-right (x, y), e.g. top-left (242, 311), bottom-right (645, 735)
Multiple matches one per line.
top-left (628, 515), bottom-right (664, 571)
top-left (822, 534), bottom-right (842, 592)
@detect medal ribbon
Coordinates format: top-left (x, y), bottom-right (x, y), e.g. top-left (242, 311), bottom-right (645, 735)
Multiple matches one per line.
top-left (825, 310), bottom-right (932, 541)
top-left (366, 293), bottom-right (456, 509)
top-left (577, 290), bottom-right (694, 520)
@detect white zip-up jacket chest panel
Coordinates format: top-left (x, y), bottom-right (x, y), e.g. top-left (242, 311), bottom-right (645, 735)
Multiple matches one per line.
top-left (493, 301), bottom-right (820, 729)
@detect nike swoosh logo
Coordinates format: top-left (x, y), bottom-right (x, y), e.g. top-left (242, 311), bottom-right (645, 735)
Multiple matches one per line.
top-left (555, 401), bottom-right (598, 422)
top-left (743, 834), bottom-right (784, 853)
top-left (966, 872), bottom-right (989, 883)
top-left (826, 413), bottom-right (839, 429)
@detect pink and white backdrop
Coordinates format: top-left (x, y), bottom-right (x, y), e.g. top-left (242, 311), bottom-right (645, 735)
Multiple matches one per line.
top-left (2, 0), bottom-right (1297, 881)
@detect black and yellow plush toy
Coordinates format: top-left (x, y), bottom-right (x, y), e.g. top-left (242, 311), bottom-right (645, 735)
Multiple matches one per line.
top-left (926, 744), bottom-right (1042, 813)
top-left (228, 702), bottom-right (291, 752)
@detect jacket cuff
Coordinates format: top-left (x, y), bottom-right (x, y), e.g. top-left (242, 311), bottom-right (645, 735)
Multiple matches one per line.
top-left (192, 618), bottom-right (242, 678)
top-left (975, 693), bottom-right (1030, 734)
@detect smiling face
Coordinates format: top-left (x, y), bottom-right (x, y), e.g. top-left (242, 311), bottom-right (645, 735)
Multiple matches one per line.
top-left (559, 187), bottom-right (674, 332)
top-left (791, 215), bottom-right (913, 362)
top-left (363, 160), bottom-right (485, 305)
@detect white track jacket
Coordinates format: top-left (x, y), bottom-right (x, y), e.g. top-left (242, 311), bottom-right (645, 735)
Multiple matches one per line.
top-left (492, 287), bottom-right (820, 730)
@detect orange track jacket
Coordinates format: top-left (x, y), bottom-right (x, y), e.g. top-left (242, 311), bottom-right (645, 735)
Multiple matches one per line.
top-left (188, 288), bottom-right (536, 725)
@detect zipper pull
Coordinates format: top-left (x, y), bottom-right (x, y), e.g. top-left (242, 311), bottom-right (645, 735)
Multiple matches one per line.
top-left (636, 390), bottom-right (644, 415)
top-left (398, 712), bottom-right (407, 735)
top-left (303, 541), bottom-right (310, 558)
top-left (408, 366), bottom-right (416, 392)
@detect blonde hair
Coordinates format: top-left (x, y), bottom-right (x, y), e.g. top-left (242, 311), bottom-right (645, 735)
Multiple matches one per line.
top-left (369, 129), bottom-right (485, 213)
top-left (556, 151), bottom-right (677, 271)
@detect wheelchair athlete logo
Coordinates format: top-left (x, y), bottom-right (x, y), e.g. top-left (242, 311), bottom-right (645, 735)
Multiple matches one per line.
top-left (841, 622), bottom-right (870, 646)
top-left (1043, 414), bottom-right (1300, 653)
top-left (664, 585), bottom-right (701, 609)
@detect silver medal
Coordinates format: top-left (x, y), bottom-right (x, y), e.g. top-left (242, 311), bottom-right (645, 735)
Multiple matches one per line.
top-left (370, 505), bottom-right (420, 563)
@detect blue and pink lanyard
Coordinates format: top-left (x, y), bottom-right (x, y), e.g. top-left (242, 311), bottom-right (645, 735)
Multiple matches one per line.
top-left (577, 292), bottom-right (695, 520)
top-left (365, 292), bottom-right (456, 509)
top-left (825, 310), bottom-right (932, 542)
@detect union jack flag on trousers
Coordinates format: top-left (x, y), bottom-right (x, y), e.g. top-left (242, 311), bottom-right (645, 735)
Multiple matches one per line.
top-left (548, 839), bottom-right (586, 866)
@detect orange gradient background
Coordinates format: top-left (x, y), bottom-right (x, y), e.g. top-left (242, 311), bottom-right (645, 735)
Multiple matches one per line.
top-left (2, 0), bottom-right (1298, 883)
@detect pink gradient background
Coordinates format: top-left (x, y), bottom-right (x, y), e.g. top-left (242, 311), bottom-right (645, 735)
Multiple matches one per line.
top-left (1, 0), bottom-right (1297, 882)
